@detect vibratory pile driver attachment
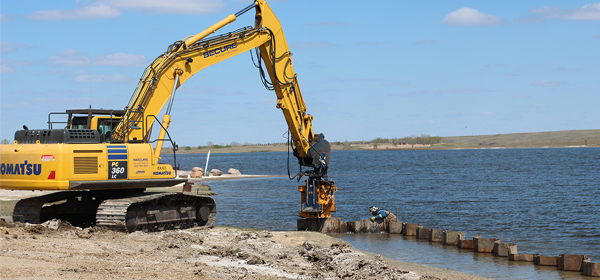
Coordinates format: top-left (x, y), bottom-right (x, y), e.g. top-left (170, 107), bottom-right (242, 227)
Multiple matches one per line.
top-left (293, 133), bottom-right (337, 219)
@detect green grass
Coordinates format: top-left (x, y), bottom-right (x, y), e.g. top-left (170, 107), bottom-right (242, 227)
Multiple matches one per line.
top-left (442, 129), bottom-right (600, 147)
top-left (212, 145), bottom-right (232, 149)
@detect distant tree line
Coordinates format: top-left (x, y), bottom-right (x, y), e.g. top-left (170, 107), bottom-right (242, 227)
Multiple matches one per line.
top-left (371, 134), bottom-right (443, 147)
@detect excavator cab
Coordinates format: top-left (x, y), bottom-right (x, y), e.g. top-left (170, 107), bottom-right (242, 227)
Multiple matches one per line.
top-left (48, 108), bottom-right (124, 143)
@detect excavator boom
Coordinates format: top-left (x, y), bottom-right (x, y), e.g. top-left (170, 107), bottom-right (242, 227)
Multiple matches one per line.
top-left (114, 1), bottom-right (319, 164)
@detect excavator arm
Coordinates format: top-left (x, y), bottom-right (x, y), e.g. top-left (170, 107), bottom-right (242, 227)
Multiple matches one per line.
top-left (113, 0), bottom-right (335, 218)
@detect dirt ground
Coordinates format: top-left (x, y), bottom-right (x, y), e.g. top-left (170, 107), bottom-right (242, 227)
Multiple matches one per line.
top-left (0, 219), bottom-right (488, 280)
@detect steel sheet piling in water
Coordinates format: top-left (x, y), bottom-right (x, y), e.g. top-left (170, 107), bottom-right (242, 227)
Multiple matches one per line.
top-left (474, 237), bottom-right (500, 253)
top-left (402, 223), bottom-right (422, 236)
top-left (458, 238), bottom-right (474, 249)
top-left (509, 253), bottom-right (534, 262)
top-left (558, 254), bottom-right (589, 272)
top-left (493, 242), bottom-right (517, 257)
top-left (416, 227), bottom-right (431, 240)
top-left (297, 217), bottom-right (600, 277)
top-left (428, 228), bottom-right (445, 242)
top-left (442, 231), bottom-right (464, 246)
top-left (534, 254), bottom-right (559, 266)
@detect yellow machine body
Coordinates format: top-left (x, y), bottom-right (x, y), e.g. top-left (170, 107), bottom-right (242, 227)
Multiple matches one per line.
top-left (0, 142), bottom-right (174, 191)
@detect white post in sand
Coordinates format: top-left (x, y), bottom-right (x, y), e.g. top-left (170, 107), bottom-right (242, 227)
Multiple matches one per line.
top-left (204, 150), bottom-right (211, 177)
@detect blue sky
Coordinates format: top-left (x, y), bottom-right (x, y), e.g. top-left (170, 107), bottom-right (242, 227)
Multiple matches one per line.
top-left (2, 1), bottom-right (599, 146)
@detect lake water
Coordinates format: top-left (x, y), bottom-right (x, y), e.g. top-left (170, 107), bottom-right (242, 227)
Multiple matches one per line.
top-left (164, 148), bottom-right (600, 279)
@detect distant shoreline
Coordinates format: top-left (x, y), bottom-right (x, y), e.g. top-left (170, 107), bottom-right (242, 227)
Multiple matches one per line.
top-left (165, 143), bottom-right (595, 155)
top-left (164, 129), bottom-right (599, 154)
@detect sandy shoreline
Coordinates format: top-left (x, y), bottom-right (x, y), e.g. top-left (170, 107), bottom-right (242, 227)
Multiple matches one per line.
top-left (0, 220), bottom-right (488, 280)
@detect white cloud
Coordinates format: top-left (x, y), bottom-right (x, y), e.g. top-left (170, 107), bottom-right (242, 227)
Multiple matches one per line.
top-left (92, 53), bottom-right (149, 67)
top-left (442, 7), bottom-right (503, 26)
top-left (47, 49), bottom-right (90, 66)
top-left (71, 70), bottom-right (89, 76)
top-left (74, 74), bottom-right (133, 83)
top-left (46, 49), bottom-right (148, 68)
top-left (26, 0), bottom-right (226, 21)
top-left (27, 3), bottom-right (121, 21)
top-left (40, 69), bottom-right (61, 76)
top-left (0, 59), bottom-right (29, 73)
top-left (1, 65), bottom-right (15, 73)
top-left (1, 41), bottom-right (31, 53)
top-left (1, 14), bottom-right (13, 22)
top-left (2, 59), bottom-right (29, 67)
top-left (531, 3), bottom-right (600, 21)
top-left (101, 0), bottom-right (226, 15)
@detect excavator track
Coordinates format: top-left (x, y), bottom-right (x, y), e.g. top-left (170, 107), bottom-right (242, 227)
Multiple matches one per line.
top-left (96, 192), bottom-right (216, 232)
top-left (12, 190), bottom-right (142, 226)
top-left (13, 191), bottom-right (84, 224)
top-left (12, 190), bottom-right (216, 232)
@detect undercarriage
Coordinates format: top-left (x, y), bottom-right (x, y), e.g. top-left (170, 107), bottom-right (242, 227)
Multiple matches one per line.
top-left (12, 189), bottom-right (216, 232)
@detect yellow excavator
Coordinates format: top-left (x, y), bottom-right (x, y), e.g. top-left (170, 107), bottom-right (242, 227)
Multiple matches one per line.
top-left (0, 0), bottom-right (336, 232)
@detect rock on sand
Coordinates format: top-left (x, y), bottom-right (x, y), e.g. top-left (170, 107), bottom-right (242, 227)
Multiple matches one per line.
top-left (191, 167), bottom-right (204, 178)
top-left (228, 168), bottom-right (241, 175)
